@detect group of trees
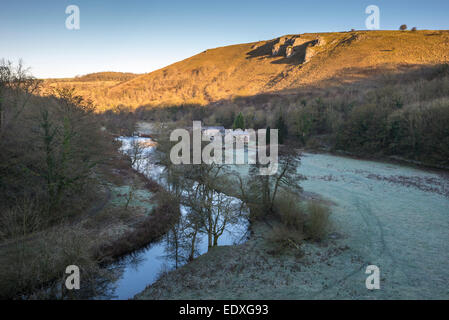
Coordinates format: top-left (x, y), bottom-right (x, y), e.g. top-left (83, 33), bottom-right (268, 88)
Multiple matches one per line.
top-left (399, 25), bottom-right (417, 31)
top-left (151, 121), bottom-right (330, 264)
top-left (0, 60), bottom-right (113, 233)
top-left (0, 60), bottom-right (120, 299)
top-left (135, 64), bottom-right (449, 167)
top-left (236, 146), bottom-right (330, 249)
top-left (153, 129), bottom-right (246, 266)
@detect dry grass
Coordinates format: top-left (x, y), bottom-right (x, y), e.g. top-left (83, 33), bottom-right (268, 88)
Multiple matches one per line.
top-left (0, 226), bottom-right (105, 299)
top-left (268, 225), bottom-right (304, 253)
top-left (274, 192), bottom-right (305, 231)
top-left (39, 30), bottom-right (449, 111)
top-left (0, 198), bottom-right (42, 241)
top-left (268, 192), bottom-right (331, 252)
top-left (305, 201), bottom-right (331, 242)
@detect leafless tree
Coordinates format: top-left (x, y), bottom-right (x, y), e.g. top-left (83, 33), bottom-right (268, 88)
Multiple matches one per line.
top-left (0, 59), bottom-right (41, 138)
top-left (241, 147), bottom-right (305, 218)
top-left (183, 163), bottom-right (243, 250)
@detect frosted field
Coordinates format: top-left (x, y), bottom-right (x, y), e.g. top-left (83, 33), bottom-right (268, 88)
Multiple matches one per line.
top-left (297, 153), bottom-right (449, 299)
top-left (225, 152), bottom-right (448, 298)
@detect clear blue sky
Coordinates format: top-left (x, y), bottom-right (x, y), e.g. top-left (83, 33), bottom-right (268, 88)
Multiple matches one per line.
top-left (1, 0), bottom-right (448, 78)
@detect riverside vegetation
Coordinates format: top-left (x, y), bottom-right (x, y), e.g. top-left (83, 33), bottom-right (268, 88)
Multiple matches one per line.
top-left (0, 61), bottom-right (178, 299)
top-left (0, 60), bottom-right (329, 299)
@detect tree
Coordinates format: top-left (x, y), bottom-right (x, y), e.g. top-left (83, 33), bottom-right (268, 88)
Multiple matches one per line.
top-left (183, 163), bottom-right (243, 250)
top-left (411, 27), bottom-right (417, 32)
top-left (164, 215), bottom-right (191, 268)
top-left (0, 59), bottom-right (41, 138)
top-left (399, 24), bottom-right (407, 31)
top-left (127, 138), bottom-right (145, 171)
top-left (242, 147), bottom-right (305, 218)
top-left (266, 126), bottom-right (271, 145)
top-left (293, 110), bottom-right (312, 145)
top-left (152, 123), bottom-right (187, 197)
top-left (275, 112), bottom-right (288, 144)
top-left (36, 88), bottom-right (104, 213)
top-left (233, 112), bottom-right (245, 130)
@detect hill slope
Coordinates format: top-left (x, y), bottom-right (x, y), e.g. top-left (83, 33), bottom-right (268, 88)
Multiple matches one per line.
top-left (42, 30), bottom-right (449, 110)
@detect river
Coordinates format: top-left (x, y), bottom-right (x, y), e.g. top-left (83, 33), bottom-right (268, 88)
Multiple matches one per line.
top-left (106, 137), bottom-right (248, 299)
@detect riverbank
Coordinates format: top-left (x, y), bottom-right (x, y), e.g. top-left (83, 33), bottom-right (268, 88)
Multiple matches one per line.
top-left (0, 142), bottom-right (177, 299)
top-left (135, 220), bottom-right (353, 299)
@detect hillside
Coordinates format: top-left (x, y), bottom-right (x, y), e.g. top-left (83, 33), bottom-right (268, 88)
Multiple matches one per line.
top-left (41, 72), bottom-right (139, 110)
top-left (41, 30), bottom-right (449, 110)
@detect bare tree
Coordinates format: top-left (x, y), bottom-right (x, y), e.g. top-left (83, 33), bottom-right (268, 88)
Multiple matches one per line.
top-left (127, 138), bottom-right (145, 171)
top-left (242, 147), bottom-right (305, 218)
top-left (183, 163), bottom-right (243, 250)
top-left (0, 59), bottom-right (41, 138)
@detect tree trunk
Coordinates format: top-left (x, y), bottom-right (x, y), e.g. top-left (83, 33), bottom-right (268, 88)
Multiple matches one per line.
top-left (188, 230), bottom-right (197, 261)
top-left (208, 229), bottom-right (212, 250)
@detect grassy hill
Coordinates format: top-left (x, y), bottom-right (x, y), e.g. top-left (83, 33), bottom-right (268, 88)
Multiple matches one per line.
top-left (41, 72), bottom-right (139, 110)
top-left (40, 30), bottom-right (449, 111)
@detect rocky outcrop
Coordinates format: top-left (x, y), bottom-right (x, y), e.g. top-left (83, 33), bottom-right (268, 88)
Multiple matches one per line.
top-left (285, 45), bottom-right (295, 58)
top-left (272, 43), bottom-right (282, 56)
top-left (272, 36), bottom-right (301, 56)
top-left (285, 36), bottom-right (326, 60)
top-left (304, 46), bottom-right (316, 63)
top-left (292, 37), bottom-right (309, 47)
top-left (278, 37), bottom-right (287, 45)
top-left (316, 36), bottom-right (326, 46)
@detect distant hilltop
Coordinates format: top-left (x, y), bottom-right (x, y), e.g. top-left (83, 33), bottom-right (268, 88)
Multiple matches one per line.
top-left (41, 30), bottom-right (449, 111)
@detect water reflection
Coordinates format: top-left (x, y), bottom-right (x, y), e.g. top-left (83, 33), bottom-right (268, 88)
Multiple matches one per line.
top-left (99, 136), bottom-right (249, 300)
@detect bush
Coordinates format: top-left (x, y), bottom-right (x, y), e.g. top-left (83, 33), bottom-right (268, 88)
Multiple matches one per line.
top-left (274, 191), bottom-right (304, 231)
top-left (0, 226), bottom-right (112, 299)
top-left (266, 192), bottom-right (306, 252)
top-left (267, 192), bottom-right (305, 252)
top-left (268, 193), bottom-right (331, 251)
top-left (0, 198), bottom-right (42, 240)
top-left (305, 201), bottom-right (331, 241)
top-left (268, 225), bottom-right (303, 253)
top-left (399, 24), bottom-right (407, 31)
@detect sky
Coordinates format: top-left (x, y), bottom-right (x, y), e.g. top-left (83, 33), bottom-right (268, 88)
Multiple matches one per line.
top-left (1, 0), bottom-right (448, 78)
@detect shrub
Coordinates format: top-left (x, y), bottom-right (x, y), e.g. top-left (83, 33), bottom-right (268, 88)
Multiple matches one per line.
top-left (304, 201), bottom-right (331, 241)
top-left (268, 225), bottom-right (303, 253)
top-left (399, 24), bottom-right (407, 31)
top-left (411, 27), bottom-right (417, 32)
top-left (0, 198), bottom-right (42, 240)
top-left (267, 192), bottom-right (305, 252)
top-left (267, 191), bottom-right (332, 250)
top-left (0, 226), bottom-right (111, 299)
top-left (274, 191), bottom-right (304, 231)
